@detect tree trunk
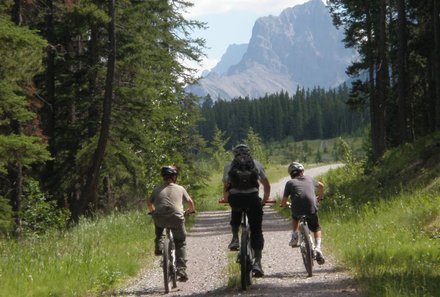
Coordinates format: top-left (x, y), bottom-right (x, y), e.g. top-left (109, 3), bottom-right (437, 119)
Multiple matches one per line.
top-left (372, 0), bottom-right (388, 161)
top-left (9, 0), bottom-right (24, 237)
top-left (75, 0), bottom-right (115, 221)
top-left (42, 0), bottom-right (57, 194)
top-left (434, 0), bottom-right (440, 130)
top-left (396, 0), bottom-right (409, 143)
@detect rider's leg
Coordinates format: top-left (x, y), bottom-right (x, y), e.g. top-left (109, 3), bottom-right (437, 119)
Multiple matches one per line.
top-left (314, 230), bottom-right (322, 250)
top-left (309, 214), bottom-right (325, 264)
top-left (154, 224), bottom-right (164, 255)
top-left (228, 209), bottom-right (241, 250)
top-left (172, 224), bottom-right (188, 280)
top-left (247, 195), bottom-right (265, 277)
top-left (289, 218), bottom-right (300, 247)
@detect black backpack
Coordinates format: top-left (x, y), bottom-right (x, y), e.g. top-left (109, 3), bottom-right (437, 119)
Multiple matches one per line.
top-left (228, 154), bottom-right (259, 190)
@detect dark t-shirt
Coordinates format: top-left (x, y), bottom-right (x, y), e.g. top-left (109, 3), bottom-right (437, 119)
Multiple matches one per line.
top-left (283, 175), bottom-right (319, 216)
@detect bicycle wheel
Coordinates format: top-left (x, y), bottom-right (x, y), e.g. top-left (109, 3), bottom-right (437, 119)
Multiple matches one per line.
top-left (162, 238), bottom-right (171, 293)
top-left (240, 229), bottom-right (252, 290)
top-left (169, 240), bottom-right (177, 288)
top-left (299, 223), bottom-right (313, 277)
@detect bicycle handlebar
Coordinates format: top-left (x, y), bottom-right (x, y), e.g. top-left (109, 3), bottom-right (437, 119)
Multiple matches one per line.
top-left (218, 199), bottom-right (277, 205)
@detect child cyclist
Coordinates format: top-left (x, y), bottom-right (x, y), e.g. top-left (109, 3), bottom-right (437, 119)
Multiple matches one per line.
top-left (280, 162), bottom-right (325, 265)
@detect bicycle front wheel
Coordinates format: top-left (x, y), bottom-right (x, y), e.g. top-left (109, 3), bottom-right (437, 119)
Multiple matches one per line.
top-left (300, 224), bottom-right (313, 277)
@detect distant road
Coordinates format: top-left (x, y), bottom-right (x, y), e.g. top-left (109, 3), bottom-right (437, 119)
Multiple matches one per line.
top-left (270, 163), bottom-right (345, 199)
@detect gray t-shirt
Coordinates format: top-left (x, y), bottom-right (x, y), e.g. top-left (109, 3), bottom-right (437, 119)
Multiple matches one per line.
top-left (222, 159), bottom-right (267, 194)
top-left (150, 182), bottom-right (190, 220)
top-left (283, 175), bottom-right (319, 216)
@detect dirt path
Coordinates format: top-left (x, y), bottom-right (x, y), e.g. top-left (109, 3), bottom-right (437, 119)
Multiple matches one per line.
top-left (116, 164), bottom-right (361, 296)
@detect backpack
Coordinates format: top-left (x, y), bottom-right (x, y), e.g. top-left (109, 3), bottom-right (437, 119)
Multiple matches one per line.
top-left (228, 154), bottom-right (259, 190)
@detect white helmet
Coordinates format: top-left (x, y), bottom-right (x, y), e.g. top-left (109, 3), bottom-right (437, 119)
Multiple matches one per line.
top-left (287, 162), bottom-right (304, 177)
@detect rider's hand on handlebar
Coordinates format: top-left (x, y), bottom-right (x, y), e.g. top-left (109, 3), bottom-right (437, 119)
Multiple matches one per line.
top-left (218, 197), bottom-right (228, 203)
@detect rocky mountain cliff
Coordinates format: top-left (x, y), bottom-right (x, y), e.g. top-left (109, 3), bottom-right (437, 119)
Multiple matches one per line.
top-left (187, 0), bottom-right (356, 100)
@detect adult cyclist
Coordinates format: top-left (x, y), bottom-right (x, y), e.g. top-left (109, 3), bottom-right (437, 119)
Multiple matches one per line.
top-left (220, 144), bottom-right (271, 277)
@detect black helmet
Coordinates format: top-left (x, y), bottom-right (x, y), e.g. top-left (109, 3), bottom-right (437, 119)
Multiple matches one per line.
top-left (233, 144), bottom-right (250, 156)
top-left (161, 165), bottom-right (178, 177)
top-left (288, 162), bottom-right (304, 177)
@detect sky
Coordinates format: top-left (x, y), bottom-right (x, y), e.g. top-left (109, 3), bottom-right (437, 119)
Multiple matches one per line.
top-left (184, 0), bottom-right (312, 73)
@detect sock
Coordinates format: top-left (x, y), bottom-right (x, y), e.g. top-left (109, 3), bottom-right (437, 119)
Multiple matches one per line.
top-left (291, 231), bottom-right (298, 239)
top-left (315, 238), bottom-right (322, 250)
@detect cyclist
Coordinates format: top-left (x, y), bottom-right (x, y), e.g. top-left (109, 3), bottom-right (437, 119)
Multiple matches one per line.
top-left (280, 162), bottom-right (325, 265)
top-left (220, 144), bottom-right (271, 277)
top-left (147, 165), bottom-right (195, 281)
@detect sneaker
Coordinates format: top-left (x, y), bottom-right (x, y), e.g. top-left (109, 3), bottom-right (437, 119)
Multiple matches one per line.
top-left (228, 237), bottom-right (239, 251)
top-left (315, 249), bottom-right (325, 265)
top-left (289, 233), bottom-right (299, 247)
top-left (176, 270), bottom-right (188, 282)
top-left (252, 262), bottom-right (264, 277)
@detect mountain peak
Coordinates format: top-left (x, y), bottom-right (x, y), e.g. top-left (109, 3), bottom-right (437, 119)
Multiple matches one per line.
top-left (186, 0), bottom-right (356, 100)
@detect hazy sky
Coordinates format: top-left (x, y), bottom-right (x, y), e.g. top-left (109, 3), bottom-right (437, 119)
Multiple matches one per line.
top-left (184, 0), bottom-right (311, 72)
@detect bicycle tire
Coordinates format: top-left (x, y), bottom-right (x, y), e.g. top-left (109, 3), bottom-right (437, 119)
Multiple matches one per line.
top-left (162, 238), bottom-right (171, 293)
top-left (300, 223), bottom-right (313, 277)
top-left (240, 229), bottom-right (249, 290)
top-left (246, 231), bottom-right (253, 286)
top-left (169, 240), bottom-right (177, 288)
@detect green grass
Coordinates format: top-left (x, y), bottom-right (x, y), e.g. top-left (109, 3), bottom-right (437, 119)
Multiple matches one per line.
top-left (267, 136), bottom-right (366, 164)
top-left (317, 132), bottom-right (440, 297)
top-left (0, 212), bottom-right (155, 297)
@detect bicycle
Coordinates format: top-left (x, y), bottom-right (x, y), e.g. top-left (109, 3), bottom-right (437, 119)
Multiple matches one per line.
top-left (220, 199), bottom-right (275, 290)
top-left (149, 210), bottom-right (194, 294)
top-left (283, 202), bottom-right (317, 277)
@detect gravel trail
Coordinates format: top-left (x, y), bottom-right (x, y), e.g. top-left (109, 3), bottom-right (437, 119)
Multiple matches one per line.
top-left (116, 164), bottom-right (361, 296)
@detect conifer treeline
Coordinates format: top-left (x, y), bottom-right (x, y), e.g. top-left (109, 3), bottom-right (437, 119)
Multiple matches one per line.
top-left (329, 0), bottom-right (440, 160)
top-left (198, 85), bottom-right (368, 146)
top-left (0, 0), bottom-right (205, 229)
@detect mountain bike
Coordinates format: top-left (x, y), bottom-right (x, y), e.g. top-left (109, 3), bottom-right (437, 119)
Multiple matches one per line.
top-left (283, 202), bottom-right (317, 277)
top-left (220, 199), bottom-right (275, 290)
top-left (149, 211), bottom-right (194, 293)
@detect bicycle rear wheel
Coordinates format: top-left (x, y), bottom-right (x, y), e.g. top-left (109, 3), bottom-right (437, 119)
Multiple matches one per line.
top-left (162, 238), bottom-right (171, 293)
top-left (169, 240), bottom-right (177, 288)
top-left (300, 224), bottom-right (313, 277)
top-left (240, 229), bottom-right (252, 290)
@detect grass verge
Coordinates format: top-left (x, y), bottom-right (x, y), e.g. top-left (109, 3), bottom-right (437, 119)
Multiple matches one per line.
top-left (318, 132), bottom-right (440, 297)
top-left (0, 211), bottom-right (156, 296)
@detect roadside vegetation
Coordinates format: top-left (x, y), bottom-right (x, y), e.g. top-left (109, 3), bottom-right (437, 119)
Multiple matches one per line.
top-left (277, 132), bottom-right (440, 297)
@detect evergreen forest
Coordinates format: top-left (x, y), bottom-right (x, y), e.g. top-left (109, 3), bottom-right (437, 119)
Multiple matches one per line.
top-left (198, 85), bottom-right (369, 147)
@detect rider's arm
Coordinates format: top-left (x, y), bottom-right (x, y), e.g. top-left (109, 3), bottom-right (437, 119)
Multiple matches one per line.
top-left (147, 199), bottom-right (155, 213)
top-left (186, 196), bottom-right (195, 213)
top-left (281, 195), bottom-right (289, 207)
top-left (261, 177), bottom-right (271, 203)
top-left (317, 181), bottom-right (324, 201)
top-left (221, 181), bottom-right (230, 203)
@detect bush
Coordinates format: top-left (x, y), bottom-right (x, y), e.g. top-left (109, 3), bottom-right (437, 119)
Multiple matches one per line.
top-left (0, 195), bottom-right (12, 237)
top-left (21, 179), bottom-right (69, 236)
